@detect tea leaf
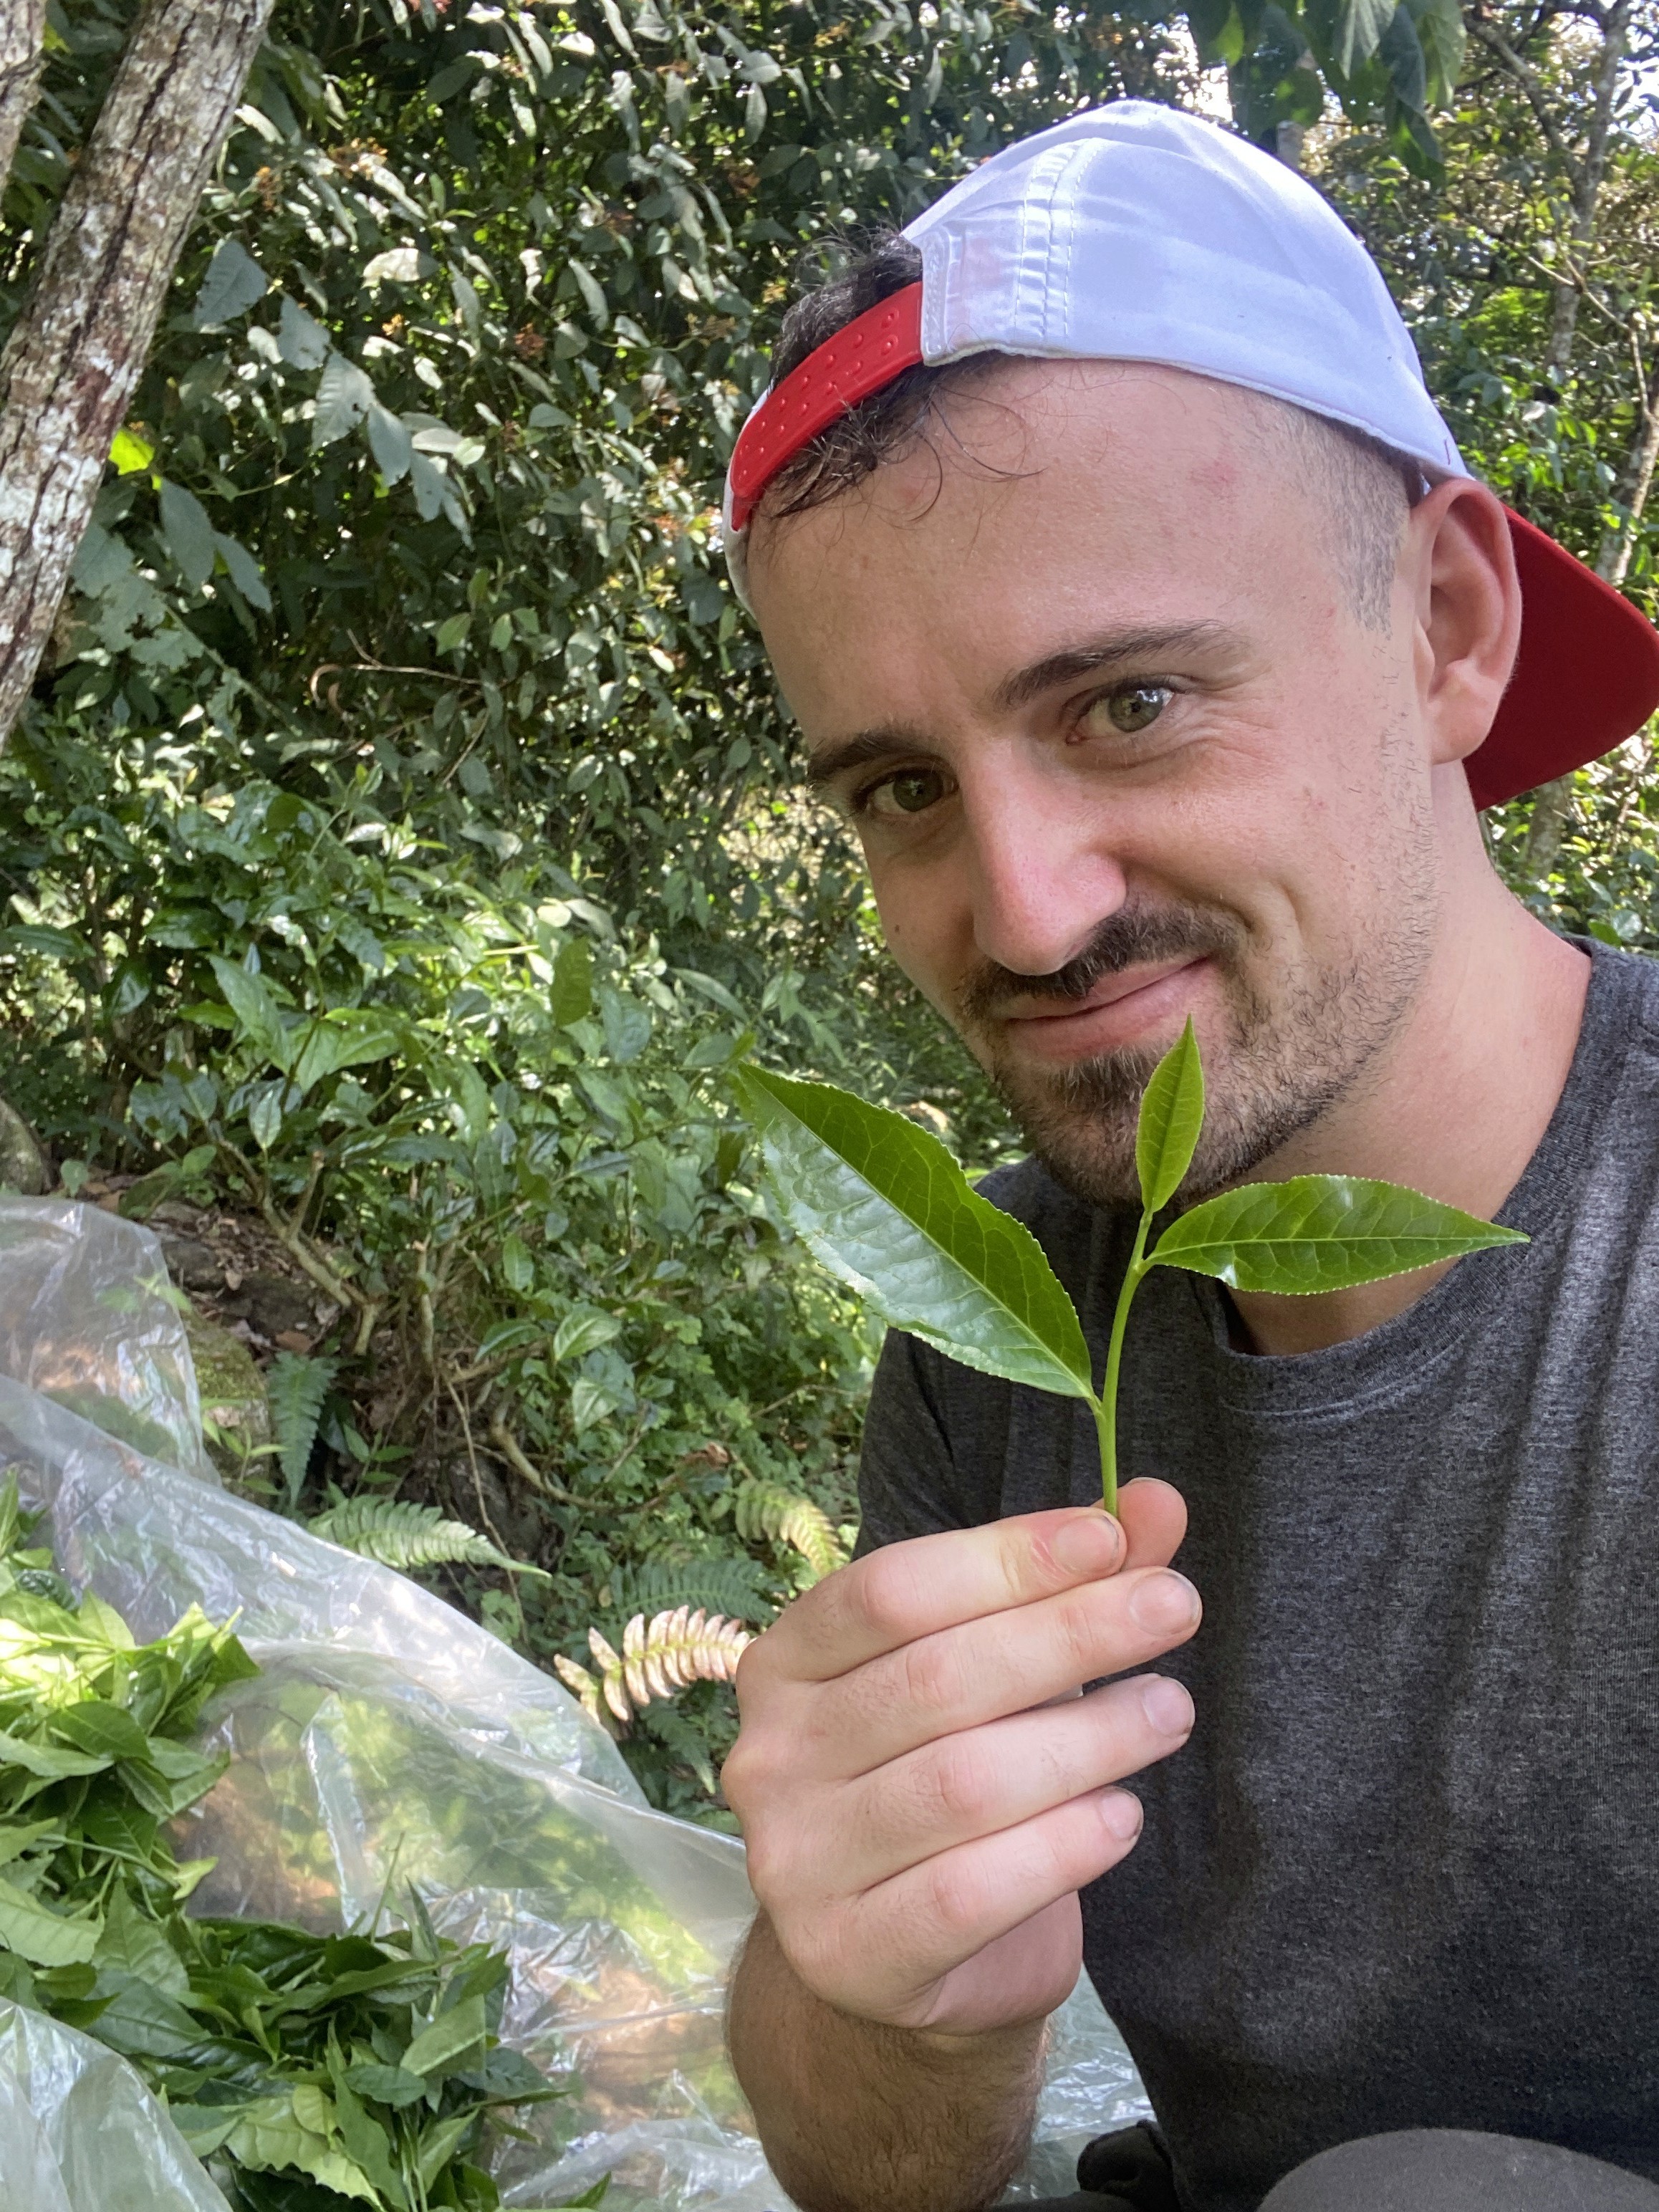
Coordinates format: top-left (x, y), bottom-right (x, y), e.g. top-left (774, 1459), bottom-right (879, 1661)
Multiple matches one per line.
top-left (1150, 1175), bottom-right (1528, 1293)
top-left (95, 1885), bottom-right (191, 2000)
top-left (0, 1731), bottom-right (111, 1781)
top-left (416, 2109), bottom-right (478, 2188)
top-left (0, 1877), bottom-right (100, 1966)
top-left (1136, 1017), bottom-right (1204, 1213)
top-left (0, 1502), bottom-right (557, 2204)
top-left (52, 1700), bottom-right (150, 1761)
top-left (344, 2060), bottom-right (427, 2107)
top-left (327, 2046), bottom-right (410, 2211)
top-left (735, 1065), bottom-right (1092, 1400)
top-left (403, 1991), bottom-right (489, 2079)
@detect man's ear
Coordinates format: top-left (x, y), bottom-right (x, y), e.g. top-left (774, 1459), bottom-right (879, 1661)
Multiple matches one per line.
top-left (1407, 478), bottom-right (1523, 768)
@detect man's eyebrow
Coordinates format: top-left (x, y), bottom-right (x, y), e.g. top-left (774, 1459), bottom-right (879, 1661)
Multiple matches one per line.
top-left (991, 621), bottom-right (1243, 713)
top-left (804, 725), bottom-right (933, 792)
top-left (803, 622), bottom-right (1244, 789)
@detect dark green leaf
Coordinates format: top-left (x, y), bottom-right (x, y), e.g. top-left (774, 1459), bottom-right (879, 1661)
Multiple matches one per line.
top-left (192, 239), bottom-right (268, 326)
top-left (276, 293), bottom-right (330, 369)
top-left (552, 1306), bottom-right (621, 1361)
top-left (415, 2109), bottom-right (477, 2188)
top-left (344, 2062), bottom-right (428, 2108)
top-left (314, 352), bottom-right (376, 448)
top-left (329, 2044), bottom-right (410, 2210)
top-left (94, 1886), bottom-right (191, 2001)
top-left (552, 937), bottom-right (593, 1026)
top-left (207, 955), bottom-right (291, 1072)
top-left (214, 531), bottom-right (273, 613)
top-left (735, 1065), bottom-right (1092, 1400)
top-left (289, 1009), bottom-right (403, 1095)
top-left (159, 481), bottom-right (217, 593)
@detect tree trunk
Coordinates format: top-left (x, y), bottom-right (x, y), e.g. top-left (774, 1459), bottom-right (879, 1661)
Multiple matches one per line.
top-left (1543, 0), bottom-right (1631, 385)
top-left (1519, 0), bottom-right (1633, 875)
top-left (0, 0), bottom-right (274, 751)
top-left (0, 0), bottom-right (45, 201)
top-left (1521, 371), bottom-right (1659, 877)
top-left (1597, 362), bottom-right (1659, 590)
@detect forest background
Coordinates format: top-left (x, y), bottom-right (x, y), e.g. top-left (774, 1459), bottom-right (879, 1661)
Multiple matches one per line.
top-left (3, 0), bottom-right (1658, 1822)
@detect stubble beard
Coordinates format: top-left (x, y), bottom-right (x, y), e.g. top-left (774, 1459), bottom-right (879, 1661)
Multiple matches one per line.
top-left (954, 823), bottom-right (1439, 1213)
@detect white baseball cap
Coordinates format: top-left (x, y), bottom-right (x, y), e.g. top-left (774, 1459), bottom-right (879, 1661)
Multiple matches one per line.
top-left (723, 100), bottom-right (1659, 807)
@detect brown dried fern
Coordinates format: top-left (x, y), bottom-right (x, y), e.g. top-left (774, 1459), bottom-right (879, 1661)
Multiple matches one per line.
top-left (734, 1476), bottom-right (845, 1582)
top-left (554, 1605), bottom-right (751, 1735)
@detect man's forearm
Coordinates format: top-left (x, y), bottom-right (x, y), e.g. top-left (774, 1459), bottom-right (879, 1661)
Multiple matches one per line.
top-left (726, 1911), bottom-right (1047, 2212)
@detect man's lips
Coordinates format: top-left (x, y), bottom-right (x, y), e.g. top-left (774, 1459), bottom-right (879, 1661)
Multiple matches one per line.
top-left (991, 956), bottom-right (1211, 1061)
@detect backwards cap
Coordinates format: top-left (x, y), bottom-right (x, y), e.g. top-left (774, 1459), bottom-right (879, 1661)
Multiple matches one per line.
top-left (723, 101), bottom-right (1659, 809)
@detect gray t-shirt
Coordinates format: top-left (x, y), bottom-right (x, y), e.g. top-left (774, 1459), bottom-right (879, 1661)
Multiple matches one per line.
top-left (857, 941), bottom-right (1659, 2212)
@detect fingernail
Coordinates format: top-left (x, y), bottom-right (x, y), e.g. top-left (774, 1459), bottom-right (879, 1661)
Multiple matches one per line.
top-left (1051, 1512), bottom-right (1122, 1577)
top-left (1101, 1790), bottom-right (1143, 1841)
top-left (1140, 1676), bottom-right (1194, 1736)
top-left (1128, 1571), bottom-right (1201, 1634)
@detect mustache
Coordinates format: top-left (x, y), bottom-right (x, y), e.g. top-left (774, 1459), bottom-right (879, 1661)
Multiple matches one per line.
top-left (955, 903), bottom-right (1243, 1026)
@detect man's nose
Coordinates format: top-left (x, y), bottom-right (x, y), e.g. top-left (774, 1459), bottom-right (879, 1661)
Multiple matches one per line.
top-left (962, 771), bottom-right (1130, 979)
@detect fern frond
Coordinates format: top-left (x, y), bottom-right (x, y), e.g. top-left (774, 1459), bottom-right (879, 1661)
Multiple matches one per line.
top-left (637, 1701), bottom-right (717, 1793)
top-left (553, 1653), bottom-right (610, 1733)
top-left (610, 1554), bottom-right (775, 1627)
top-left (269, 1353), bottom-right (337, 1495)
top-left (307, 1497), bottom-right (544, 1579)
top-left (557, 1607), bottom-right (752, 1733)
top-left (734, 1478), bottom-right (846, 1583)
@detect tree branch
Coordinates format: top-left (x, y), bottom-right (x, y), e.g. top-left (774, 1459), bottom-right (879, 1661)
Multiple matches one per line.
top-left (1467, 16), bottom-right (1583, 184)
top-left (0, 0), bottom-right (276, 750)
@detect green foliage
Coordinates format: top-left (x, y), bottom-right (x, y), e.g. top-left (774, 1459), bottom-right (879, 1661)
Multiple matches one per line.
top-left (269, 1353), bottom-right (338, 1506)
top-left (308, 1497), bottom-right (545, 1577)
top-left (739, 1026), bottom-right (1525, 1510)
top-left (1193, 0), bottom-right (1463, 170)
top-left (1319, 20), bottom-right (1659, 941)
top-left (0, 1477), bottom-right (561, 2211)
top-left (607, 1552), bottom-right (774, 1625)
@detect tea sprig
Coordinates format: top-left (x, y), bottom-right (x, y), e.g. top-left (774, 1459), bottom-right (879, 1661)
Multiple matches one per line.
top-left (735, 1021), bottom-right (1526, 1513)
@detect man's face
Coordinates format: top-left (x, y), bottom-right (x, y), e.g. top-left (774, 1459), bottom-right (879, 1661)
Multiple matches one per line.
top-left (748, 362), bottom-right (1450, 1208)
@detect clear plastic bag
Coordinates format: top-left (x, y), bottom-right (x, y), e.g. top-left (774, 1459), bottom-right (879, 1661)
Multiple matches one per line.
top-left (0, 1199), bottom-right (211, 1481)
top-left (0, 1996), bottom-right (230, 2212)
top-left (0, 1198), bottom-right (1148, 2208)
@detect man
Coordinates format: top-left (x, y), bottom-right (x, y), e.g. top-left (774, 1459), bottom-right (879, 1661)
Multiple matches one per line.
top-left (715, 102), bottom-right (1659, 2212)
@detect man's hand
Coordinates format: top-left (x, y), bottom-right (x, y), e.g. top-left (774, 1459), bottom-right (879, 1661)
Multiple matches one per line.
top-left (723, 1480), bottom-right (1198, 2041)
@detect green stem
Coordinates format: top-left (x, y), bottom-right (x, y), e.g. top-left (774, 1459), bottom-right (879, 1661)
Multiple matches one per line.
top-left (1095, 1206), bottom-right (1155, 1514)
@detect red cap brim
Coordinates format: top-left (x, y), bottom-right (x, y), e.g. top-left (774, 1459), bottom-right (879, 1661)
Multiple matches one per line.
top-left (1467, 510), bottom-right (1659, 808)
top-left (729, 284), bottom-right (925, 532)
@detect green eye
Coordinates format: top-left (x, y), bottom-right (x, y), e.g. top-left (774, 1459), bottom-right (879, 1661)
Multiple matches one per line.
top-left (1078, 683), bottom-right (1174, 740)
top-left (869, 768), bottom-right (950, 817)
top-left (1102, 683), bottom-right (1173, 734)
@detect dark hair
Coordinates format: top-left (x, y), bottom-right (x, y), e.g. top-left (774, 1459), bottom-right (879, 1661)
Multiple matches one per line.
top-left (752, 233), bottom-right (1428, 628)
top-left (762, 232), bottom-right (999, 522)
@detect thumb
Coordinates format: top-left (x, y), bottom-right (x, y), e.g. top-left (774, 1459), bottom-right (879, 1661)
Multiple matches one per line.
top-left (1116, 1478), bottom-right (1187, 1572)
